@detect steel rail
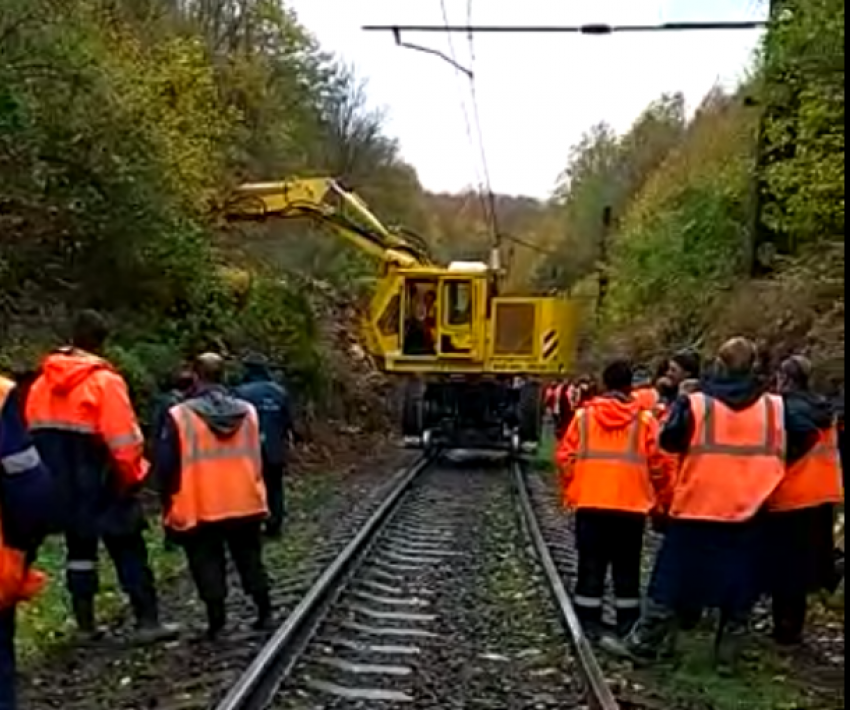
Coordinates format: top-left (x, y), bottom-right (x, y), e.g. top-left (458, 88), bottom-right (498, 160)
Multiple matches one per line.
top-left (512, 462), bottom-right (621, 710)
top-left (214, 455), bottom-right (434, 710)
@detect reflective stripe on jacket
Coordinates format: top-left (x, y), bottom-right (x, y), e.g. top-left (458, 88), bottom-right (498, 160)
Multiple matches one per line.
top-left (557, 402), bottom-right (669, 514)
top-left (164, 403), bottom-right (268, 532)
top-left (0, 378), bottom-right (47, 609)
top-left (670, 393), bottom-right (786, 522)
top-left (768, 425), bottom-right (844, 512)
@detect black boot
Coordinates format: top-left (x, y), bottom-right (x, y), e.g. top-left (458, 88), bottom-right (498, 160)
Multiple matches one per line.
top-left (617, 608), bottom-right (641, 638)
top-left (71, 597), bottom-right (104, 644)
top-left (131, 590), bottom-right (181, 644)
top-left (576, 605), bottom-right (604, 640)
top-left (253, 592), bottom-right (273, 631)
top-left (207, 601), bottom-right (227, 640)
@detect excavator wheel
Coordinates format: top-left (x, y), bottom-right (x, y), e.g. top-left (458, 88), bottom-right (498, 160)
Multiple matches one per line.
top-left (517, 381), bottom-right (542, 446)
top-left (401, 379), bottom-right (426, 440)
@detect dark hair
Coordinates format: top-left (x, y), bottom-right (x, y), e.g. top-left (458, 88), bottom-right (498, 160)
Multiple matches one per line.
top-left (671, 349), bottom-right (701, 379)
top-left (780, 355), bottom-right (812, 390)
top-left (603, 359), bottom-right (634, 393)
top-left (72, 310), bottom-right (109, 352)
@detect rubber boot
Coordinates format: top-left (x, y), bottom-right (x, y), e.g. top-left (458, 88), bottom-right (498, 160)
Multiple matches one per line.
top-left (253, 592), bottom-right (273, 631)
top-left (616, 609), bottom-right (641, 639)
top-left (206, 601), bottom-right (227, 640)
top-left (130, 591), bottom-right (180, 645)
top-left (71, 597), bottom-right (104, 644)
top-left (576, 605), bottom-right (604, 641)
top-left (715, 623), bottom-right (747, 677)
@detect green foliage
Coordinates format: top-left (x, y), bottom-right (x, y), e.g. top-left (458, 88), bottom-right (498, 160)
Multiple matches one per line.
top-left (0, 0), bottom-right (432, 411)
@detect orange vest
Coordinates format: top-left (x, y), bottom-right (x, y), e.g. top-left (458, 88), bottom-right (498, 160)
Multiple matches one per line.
top-left (633, 387), bottom-right (659, 412)
top-left (564, 409), bottom-right (659, 514)
top-left (0, 378), bottom-right (47, 610)
top-left (165, 403), bottom-right (268, 532)
top-left (671, 393), bottom-right (785, 522)
top-left (768, 425), bottom-right (844, 512)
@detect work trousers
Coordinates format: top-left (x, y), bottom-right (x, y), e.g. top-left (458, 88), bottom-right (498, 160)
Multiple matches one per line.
top-left (0, 609), bottom-right (15, 710)
top-left (181, 519), bottom-right (270, 628)
top-left (263, 462), bottom-right (286, 536)
top-left (65, 530), bottom-right (159, 628)
top-left (574, 509), bottom-right (645, 636)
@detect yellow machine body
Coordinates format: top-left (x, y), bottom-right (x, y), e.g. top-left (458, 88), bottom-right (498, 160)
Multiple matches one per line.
top-left (223, 177), bottom-right (581, 451)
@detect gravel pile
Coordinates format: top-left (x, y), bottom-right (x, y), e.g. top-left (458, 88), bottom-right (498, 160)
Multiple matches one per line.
top-left (20, 446), bottom-right (419, 710)
top-left (277, 458), bottom-right (585, 710)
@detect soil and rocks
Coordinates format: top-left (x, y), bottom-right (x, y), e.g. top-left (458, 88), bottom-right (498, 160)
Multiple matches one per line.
top-left (19, 430), bottom-right (418, 710)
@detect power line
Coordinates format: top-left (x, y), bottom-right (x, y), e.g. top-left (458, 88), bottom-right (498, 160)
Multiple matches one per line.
top-left (363, 20), bottom-right (769, 34)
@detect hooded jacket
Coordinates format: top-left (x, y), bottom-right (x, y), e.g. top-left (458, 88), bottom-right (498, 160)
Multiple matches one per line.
top-left (156, 384), bottom-right (256, 506)
top-left (557, 392), bottom-right (672, 513)
top-left (232, 365), bottom-right (292, 466)
top-left (25, 349), bottom-right (148, 537)
top-left (660, 373), bottom-right (820, 467)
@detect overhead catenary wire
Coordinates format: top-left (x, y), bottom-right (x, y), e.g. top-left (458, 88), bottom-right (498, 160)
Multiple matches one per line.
top-left (363, 20), bottom-right (770, 34)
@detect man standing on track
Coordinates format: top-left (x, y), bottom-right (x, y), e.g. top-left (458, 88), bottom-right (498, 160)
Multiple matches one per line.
top-left (26, 310), bottom-right (177, 644)
top-left (602, 338), bottom-right (818, 674)
top-left (0, 375), bottom-right (55, 710)
top-left (557, 359), bottom-right (671, 638)
top-left (157, 353), bottom-right (272, 639)
top-left (765, 356), bottom-right (844, 645)
top-left (233, 353), bottom-right (293, 539)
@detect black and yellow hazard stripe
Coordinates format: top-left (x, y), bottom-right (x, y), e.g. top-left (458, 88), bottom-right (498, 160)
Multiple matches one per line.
top-left (543, 329), bottom-right (559, 360)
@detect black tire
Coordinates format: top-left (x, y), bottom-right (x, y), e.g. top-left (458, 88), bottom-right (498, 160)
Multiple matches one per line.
top-left (401, 379), bottom-right (425, 438)
top-left (517, 382), bottom-right (542, 444)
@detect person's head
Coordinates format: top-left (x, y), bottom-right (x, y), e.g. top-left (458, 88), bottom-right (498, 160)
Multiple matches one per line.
top-left (173, 367), bottom-right (196, 393)
top-left (667, 349), bottom-right (701, 387)
top-left (778, 355), bottom-right (813, 393)
top-left (715, 337), bottom-right (758, 377)
top-left (194, 352), bottom-right (226, 386)
top-left (632, 366), bottom-right (653, 390)
top-left (71, 309), bottom-right (110, 355)
top-left (243, 352), bottom-right (271, 381)
top-left (656, 375), bottom-right (677, 400)
top-left (603, 358), bottom-right (634, 395)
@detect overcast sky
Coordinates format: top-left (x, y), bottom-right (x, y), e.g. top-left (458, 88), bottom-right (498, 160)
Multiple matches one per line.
top-left (287, 0), bottom-right (768, 198)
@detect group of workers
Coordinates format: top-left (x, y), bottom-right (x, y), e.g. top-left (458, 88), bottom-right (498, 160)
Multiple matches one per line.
top-left (554, 339), bottom-right (845, 674)
top-left (0, 310), bottom-right (294, 709)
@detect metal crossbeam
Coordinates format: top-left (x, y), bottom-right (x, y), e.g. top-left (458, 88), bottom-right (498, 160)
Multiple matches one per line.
top-left (363, 21), bottom-right (769, 35)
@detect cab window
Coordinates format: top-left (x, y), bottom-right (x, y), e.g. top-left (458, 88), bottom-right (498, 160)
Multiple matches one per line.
top-left (445, 281), bottom-right (472, 326)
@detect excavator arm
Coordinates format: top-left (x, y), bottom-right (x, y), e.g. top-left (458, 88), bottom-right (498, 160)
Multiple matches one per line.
top-left (221, 177), bottom-right (432, 269)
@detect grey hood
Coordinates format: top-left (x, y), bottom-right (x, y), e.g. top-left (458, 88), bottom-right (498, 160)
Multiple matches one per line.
top-left (185, 385), bottom-right (251, 439)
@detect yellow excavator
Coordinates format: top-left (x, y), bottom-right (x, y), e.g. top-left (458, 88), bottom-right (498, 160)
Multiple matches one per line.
top-left (223, 177), bottom-right (581, 452)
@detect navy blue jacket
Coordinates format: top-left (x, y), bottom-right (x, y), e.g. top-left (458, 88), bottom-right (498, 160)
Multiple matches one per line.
top-left (0, 379), bottom-right (56, 551)
top-left (660, 374), bottom-right (821, 466)
top-left (233, 368), bottom-right (292, 467)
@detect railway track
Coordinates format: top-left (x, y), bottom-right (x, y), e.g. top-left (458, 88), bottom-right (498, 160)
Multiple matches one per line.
top-left (214, 453), bottom-right (621, 710)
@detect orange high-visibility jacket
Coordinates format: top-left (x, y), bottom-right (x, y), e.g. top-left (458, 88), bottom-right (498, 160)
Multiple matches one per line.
top-left (557, 396), bottom-right (672, 514)
top-left (670, 393), bottom-right (786, 522)
top-left (0, 378), bottom-right (46, 610)
top-left (165, 402), bottom-right (268, 532)
top-left (768, 424), bottom-right (844, 512)
top-left (26, 349), bottom-right (149, 488)
top-left (633, 386), bottom-right (660, 412)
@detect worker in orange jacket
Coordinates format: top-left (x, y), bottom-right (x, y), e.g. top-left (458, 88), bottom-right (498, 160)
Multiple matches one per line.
top-left (631, 367), bottom-right (660, 412)
top-left (557, 359), bottom-right (672, 637)
top-left (156, 353), bottom-right (272, 639)
top-left (602, 338), bottom-right (820, 673)
top-left (765, 356), bottom-right (844, 645)
top-left (0, 376), bottom-right (55, 710)
top-left (26, 310), bottom-right (177, 644)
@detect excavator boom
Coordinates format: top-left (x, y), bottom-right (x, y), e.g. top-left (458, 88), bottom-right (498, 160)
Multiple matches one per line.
top-left (223, 178), bottom-right (432, 269)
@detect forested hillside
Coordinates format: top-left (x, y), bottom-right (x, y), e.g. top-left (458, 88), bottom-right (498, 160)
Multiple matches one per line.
top-left (531, 0), bottom-right (844, 386)
top-left (1, 0), bottom-right (844, 418)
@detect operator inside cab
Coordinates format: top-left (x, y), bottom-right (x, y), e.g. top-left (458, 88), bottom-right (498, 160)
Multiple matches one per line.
top-left (404, 282), bottom-right (438, 356)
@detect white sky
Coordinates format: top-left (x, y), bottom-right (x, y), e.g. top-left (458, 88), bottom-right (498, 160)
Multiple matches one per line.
top-left (287, 0), bottom-right (768, 198)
